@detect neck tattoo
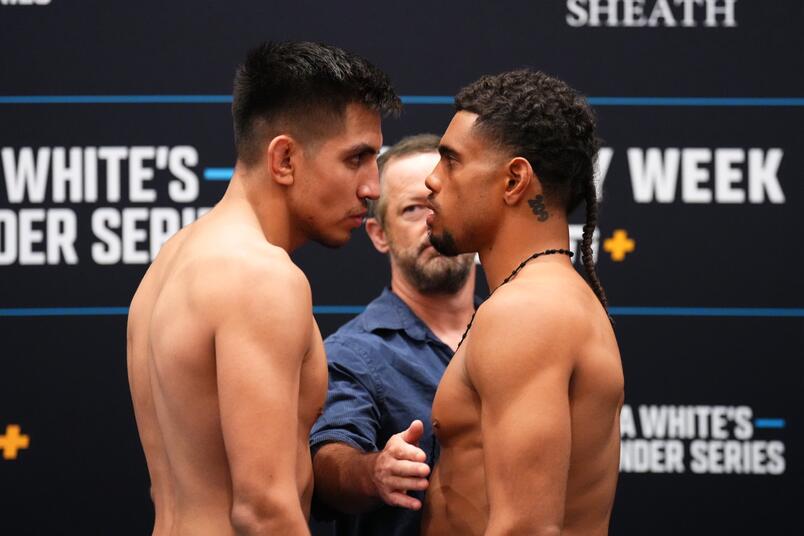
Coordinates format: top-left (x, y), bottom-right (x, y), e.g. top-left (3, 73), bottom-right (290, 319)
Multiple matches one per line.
top-left (455, 248), bottom-right (573, 351)
top-left (528, 194), bottom-right (550, 222)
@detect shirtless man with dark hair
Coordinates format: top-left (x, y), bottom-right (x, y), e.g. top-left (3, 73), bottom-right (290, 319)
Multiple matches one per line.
top-left (422, 70), bottom-right (624, 536)
top-left (126, 41), bottom-right (400, 535)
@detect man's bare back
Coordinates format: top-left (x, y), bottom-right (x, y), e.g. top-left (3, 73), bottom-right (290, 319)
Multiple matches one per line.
top-left (422, 261), bottom-right (623, 535)
top-left (127, 206), bottom-right (326, 535)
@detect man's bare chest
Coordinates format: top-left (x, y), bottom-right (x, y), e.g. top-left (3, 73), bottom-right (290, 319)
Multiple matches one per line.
top-left (431, 350), bottom-right (481, 449)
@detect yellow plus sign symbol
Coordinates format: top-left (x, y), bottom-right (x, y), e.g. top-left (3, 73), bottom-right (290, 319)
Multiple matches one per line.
top-left (0, 424), bottom-right (30, 460)
top-left (603, 229), bottom-right (636, 262)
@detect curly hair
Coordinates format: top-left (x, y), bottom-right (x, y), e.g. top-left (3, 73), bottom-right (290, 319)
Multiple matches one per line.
top-left (455, 69), bottom-right (608, 310)
top-left (232, 41), bottom-right (402, 164)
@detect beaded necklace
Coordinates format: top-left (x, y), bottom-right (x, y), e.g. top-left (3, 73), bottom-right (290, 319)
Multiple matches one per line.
top-left (456, 248), bottom-right (574, 350)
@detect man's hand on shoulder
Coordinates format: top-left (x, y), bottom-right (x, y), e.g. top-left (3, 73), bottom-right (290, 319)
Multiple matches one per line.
top-left (370, 420), bottom-right (431, 510)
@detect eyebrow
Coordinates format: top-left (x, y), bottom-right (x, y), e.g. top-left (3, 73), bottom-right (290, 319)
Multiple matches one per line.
top-left (400, 194), bottom-right (429, 205)
top-left (344, 142), bottom-right (379, 156)
top-left (438, 143), bottom-right (460, 161)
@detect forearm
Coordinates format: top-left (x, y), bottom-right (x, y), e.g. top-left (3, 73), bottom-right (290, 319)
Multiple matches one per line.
top-left (313, 442), bottom-right (381, 514)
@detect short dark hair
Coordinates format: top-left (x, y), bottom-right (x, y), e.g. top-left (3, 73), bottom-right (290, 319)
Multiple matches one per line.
top-left (456, 69), bottom-right (609, 311)
top-left (232, 41), bottom-right (402, 164)
top-left (370, 133), bottom-right (441, 227)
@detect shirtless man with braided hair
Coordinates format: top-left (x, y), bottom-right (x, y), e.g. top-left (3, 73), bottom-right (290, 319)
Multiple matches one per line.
top-left (422, 70), bottom-right (623, 536)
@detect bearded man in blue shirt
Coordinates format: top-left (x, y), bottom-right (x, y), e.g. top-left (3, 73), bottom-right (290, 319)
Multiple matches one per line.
top-left (310, 134), bottom-right (478, 536)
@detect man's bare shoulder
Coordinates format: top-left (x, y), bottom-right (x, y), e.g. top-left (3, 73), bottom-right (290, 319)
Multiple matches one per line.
top-left (195, 237), bottom-right (312, 320)
top-left (475, 271), bottom-right (588, 341)
top-left (465, 269), bottom-right (587, 388)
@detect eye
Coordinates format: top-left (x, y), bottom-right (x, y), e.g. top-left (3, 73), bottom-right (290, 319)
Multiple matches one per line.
top-left (347, 151), bottom-right (375, 169)
top-left (401, 205), bottom-right (428, 220)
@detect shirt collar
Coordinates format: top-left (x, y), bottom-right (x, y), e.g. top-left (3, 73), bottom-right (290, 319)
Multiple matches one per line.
top-left (362, 287), bottom-right (483, 344)
top-left (362, 287), bottom-right (429, 342)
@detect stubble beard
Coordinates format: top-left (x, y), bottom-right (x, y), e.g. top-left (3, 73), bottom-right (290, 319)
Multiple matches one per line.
top-left (391, 238), bottom-right (473, 295)
top-left (305, 224), bottom-right (348, 249)
top-left (296, 209), bottom-right (351, 249)
top-left (427, 227), bottom-right (462, 257)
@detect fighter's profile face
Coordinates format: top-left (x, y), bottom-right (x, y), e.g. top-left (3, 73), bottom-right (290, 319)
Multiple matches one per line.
top-left (292, 103), bottom-right (383, 248)
top-left (425, 111), bottom-right (501, 256)
top-left (380, 152), bottom-right (474, 293)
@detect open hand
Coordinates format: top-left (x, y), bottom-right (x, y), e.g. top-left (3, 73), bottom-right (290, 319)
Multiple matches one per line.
top-left (371, 420), bottom-right (431, 510)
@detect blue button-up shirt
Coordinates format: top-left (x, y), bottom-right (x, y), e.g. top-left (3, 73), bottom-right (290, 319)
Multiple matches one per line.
top-left (310, 288), bottom-right (456, 536)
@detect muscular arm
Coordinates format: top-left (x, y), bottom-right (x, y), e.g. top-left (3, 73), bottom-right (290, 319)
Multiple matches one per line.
top-left (214, 260), bottom-right (312, 535)
top-left (467, 291), bottom-right (576, 536)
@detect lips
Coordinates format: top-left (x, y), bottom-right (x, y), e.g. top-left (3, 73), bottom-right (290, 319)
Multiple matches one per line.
top-left (347, 208), bottom-right (368, 220)
top-left (347, 213), bottom-right (366, 228)
top-left (420, 244), bottom-right (439, 260)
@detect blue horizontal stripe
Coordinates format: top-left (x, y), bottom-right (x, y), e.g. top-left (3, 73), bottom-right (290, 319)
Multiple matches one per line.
top-left (587, 97), bottom-right (804, 106)
top-left (0, 306), bottom-right (367, 316)
top-left (608, 307), bottom-right (804, 317)
top-left (313, 305), bottom-right (367, 314)
top-left (0, 306), bottom-right (801, 318)
top-left (0, 95), bottom-right (232, 104)
top-left (400, 95), bottom-right (454, 105)
top-left (203, 167), bottom-right (234, 181)
top-left (1, 95), bottom-right (803, 107)
top-left (754, 419), bottom-right (786, 429)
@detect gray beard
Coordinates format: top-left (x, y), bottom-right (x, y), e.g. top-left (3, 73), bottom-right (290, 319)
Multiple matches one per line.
top-left (392, 244), bottom-right (473, 295)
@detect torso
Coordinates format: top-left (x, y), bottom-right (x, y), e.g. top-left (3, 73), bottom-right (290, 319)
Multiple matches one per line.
top-left (422, 265), bottom-right (624, 536)
top-left (126, 209), bottom-right (327, 535)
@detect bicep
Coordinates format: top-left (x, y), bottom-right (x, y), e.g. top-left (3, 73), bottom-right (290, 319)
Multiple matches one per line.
top-left (469, 297), bottom-right (575, 531)
top-left (215, 270), bottom-right (312, 493)
top-left (479, 361), bottom-right (572, 528)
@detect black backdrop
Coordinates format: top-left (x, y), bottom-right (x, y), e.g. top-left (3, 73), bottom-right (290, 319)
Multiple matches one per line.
top-left (1, 1), bottom-right (801, 534)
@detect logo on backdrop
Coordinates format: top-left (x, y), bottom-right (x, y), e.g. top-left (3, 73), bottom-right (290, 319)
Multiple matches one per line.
top-left (0, 0), bottom-right (51, 5)
top-left (0, 424), bottom-right (30, 460)
top-left (1, 144), bottom-right (785, 266)
top-left (620, 404), bottom-right (786, 475)
top-left (566, 0), bottom-right (738, 28)
top-left (595, 146), bottom-right (786, 204)
top-left (0, 145), bottom-right (211, 266)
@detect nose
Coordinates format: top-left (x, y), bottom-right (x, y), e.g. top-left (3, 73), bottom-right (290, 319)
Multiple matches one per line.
top-left (358, 164), bottom-right (381, 201)
top-left (424, 170), bottom-right (440, 195)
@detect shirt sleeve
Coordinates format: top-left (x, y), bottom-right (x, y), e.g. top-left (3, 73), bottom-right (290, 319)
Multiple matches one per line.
top-left (310, 337), bottom-right (384, 453)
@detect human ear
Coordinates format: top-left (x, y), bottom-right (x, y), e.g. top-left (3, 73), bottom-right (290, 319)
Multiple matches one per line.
top-left (267, 135), bottom-right (296, 186)
top-left (365, 217), bottom-right (390, 254)
top-left (502, 157), bottom-right (536, 206)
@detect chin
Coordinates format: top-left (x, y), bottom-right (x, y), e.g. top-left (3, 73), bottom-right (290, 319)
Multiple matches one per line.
top-left (313, 230), bottom-right (351, 249)
top-left (428, 229), bottom-right (462, 257)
